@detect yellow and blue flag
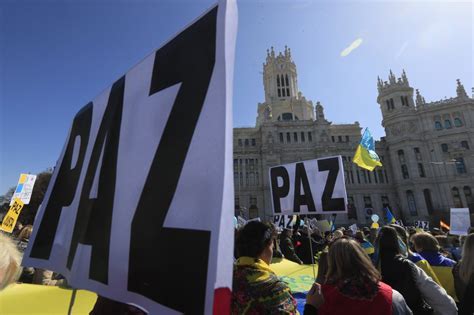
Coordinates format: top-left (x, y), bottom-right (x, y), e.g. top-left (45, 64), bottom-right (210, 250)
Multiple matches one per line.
top-left (384, 207), bottom-right (396, 224)
top-left (353, 128), bottom-right (382, 171)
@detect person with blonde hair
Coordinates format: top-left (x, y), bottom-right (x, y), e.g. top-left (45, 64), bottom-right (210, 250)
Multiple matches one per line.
top-left (453, 233), bottom-right (474, 315)
top-left (0, 233), bottom-right (22, 290)
top-left (314, 237), bottom-right (412, 315)
top-left (411, 232), bottom-right (457, 301)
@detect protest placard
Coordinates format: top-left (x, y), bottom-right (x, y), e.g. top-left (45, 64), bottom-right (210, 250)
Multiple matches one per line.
top-left (10, 173), bottom-right (37, 205)
top-left (23, 1), bottom-right (237, 313)
top-left (0, 198), bottom-right (25, 233)
top-left (414, 220), bottom-right (429, 230)
top-left (269, 156), bottom-right (347, 215)
top-left (450, 208), bottom-right (471, 235)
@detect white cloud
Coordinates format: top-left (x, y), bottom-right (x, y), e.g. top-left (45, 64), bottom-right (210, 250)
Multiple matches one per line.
top-left (395, 41), bottom-right (409, 59)
top-left (340, 38), bottom-right (363, 57)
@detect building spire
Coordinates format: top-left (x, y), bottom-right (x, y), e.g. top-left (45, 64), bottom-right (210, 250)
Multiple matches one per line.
top-left (415, 89), bottom-right (425, 106)
top-left (401, 69), bottom-right (409, 85)
top-left (389, 70), bottom-right (396, 84)
top-left (456, 79), bottom-right (468, 98)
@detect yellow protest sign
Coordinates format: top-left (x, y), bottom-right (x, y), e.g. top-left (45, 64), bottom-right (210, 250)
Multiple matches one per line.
top-left (0, 198), bottom-right (25, 233)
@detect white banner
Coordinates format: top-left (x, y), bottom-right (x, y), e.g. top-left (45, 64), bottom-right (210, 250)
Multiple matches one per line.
top-left (273, 215), bottom-right (297, 229)
top-left (414, 220), bottom-right (429, 230)
top-left (10, 173), bottom-right (37, 205)
top-left (450, 208), bottom-right (471, 236)
top-left (269, 156), bottom-right (348, 215)
top-left (23, 2), bottom-right (237, 314)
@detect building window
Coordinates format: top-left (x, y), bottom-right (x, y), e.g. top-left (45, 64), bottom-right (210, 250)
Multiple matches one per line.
top-left (441, 143), bottom-right (448, 153)
top-left (281, 113), bottom-right (293, 121)
top-left (414, 147), bottom-right (422, 160)
top-left (286, 132), bottom-right (291, 143)
top-left (464, 186), bottom-right (473, 212)
top-left (285, 74), bottom-right (289, 86)
top-left (251, 138), bottom-right (256, 146)
top-left (445, 119), bottom-right (452, 129)
top-left (364, 196), bottom-right (373, 208)
top-left (454, 118), bottom-right (463, 127)
top-left (367, 171), bottom-right (372, 183)
top-left (277, 75), bottom-right (281, 87)
top-left (348, 196), bottom-right (357, 220)
top-left (277, 89), bottom-right (281, 97)
top-left (406, 190), bottom-right (418, 216)
top-left (279, 133), bottom-right (284, 143)
top-left (238, 139), bottom-right (243, 146)
top-left (435, 121), bottom-right (443, 130)
top-left (286, 88), bottom-right (290, 96)
top-left (461, 141), bottom-right (470, 150)
top-left (338, 136), bottom-right (342, 142)
top-left (418, 163), bottom-right (426, 177)
top-left (390, 98), bottom-right (394, 109)
top-left (381, 195), bottom-right (390, 208)
top-left (331, 136), bottom-right (335, 143)
top-left (356, 170), bottom-right (361, 184)
top-left (452, 187), bottom-right (463, 208)
top-left (401, 165), bottom-right (409, 179)
top-left (346, 135), bottom-right (349, 142)
top-left (293, 132), bottom-right (298, 142)
top-left (378, 169), bottom-right (385, 183)
top-left (244, 139), bottom-right (249, 146)
top-left (308, 132), bottom-right (312, 142)
top-left (386, 100), bottom-right (391, 111)
top-left (301, 132), bottom-right (305, 142)
top-left (455, 157), bottom-right (467, 174)
top-left (401, 96), bottom-right (405, 106)
top-left (398, 150), bottom-right (406, 163)
top-left (423, 189), bottom-right (434, 215)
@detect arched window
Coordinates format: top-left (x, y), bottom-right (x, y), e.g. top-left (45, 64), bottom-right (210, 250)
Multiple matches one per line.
top-left (441, 143), bottom-right (448, 153)
top-left (454, 118), bottom-right (463, 127)
top-left (423, 189), bottom-right (434, 214)
top-left (398, 150), bottom-right (406, 163)
top-left (406, 190), bottom-right (418, 216)
top-left (452, 187), bottom-right (463, 208)
top-left (277, 75), bottom-right (281, 87)
top-left (435, 121), bottom-right (443, 130)
top-left (285, 74), bottom-right (289, 86)
top-left (445, 120), bottom-right (452, 129)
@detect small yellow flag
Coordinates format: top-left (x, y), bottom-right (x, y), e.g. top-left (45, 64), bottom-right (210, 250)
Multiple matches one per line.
top-left (0, 198), bottom-right (25, 233)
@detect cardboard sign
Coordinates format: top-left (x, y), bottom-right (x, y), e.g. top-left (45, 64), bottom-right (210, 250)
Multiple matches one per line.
top-left (273, 215), bottom-right (297, 229)
top-left (414, 220), bottom-right (429, 230)
top-left (10, 173), bottom-right (37, 205)
top-left (0, 198), bottom-right (25, 233)
top-left (23, 2), bottom-right (237, 314)
top-left (450, 208), bottom-right (471, 235)
top-left (269, 156), bottom-right (347, 215)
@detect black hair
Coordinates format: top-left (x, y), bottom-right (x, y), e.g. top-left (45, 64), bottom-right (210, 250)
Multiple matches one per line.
top-left (235, 221), bottom-right (276, 258)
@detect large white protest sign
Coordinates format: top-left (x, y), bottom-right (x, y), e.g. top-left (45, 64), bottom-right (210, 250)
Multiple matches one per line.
top-left (269, 156), bottom-right (347, 215)
top-left (23, 2), bottom-right (237, 314)
top-left (450, 208), bottom-right (471, 235)
top-left (10, 173), bottom-right (37, 205)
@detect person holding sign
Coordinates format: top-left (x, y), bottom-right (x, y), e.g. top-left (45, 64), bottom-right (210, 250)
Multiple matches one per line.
top-left (232, 221), bottom-right (322, 314)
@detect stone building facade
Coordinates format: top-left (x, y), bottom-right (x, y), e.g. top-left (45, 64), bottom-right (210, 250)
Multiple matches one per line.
top-left (234, 47), bottom-right (473, 227)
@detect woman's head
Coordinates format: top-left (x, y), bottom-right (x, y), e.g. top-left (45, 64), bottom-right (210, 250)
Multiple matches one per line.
top-left (459, 233), bottom-right (474, 283)
top-left (376, 226), bottom-right (402, 257)
top-left (326, 237), bottom-right (380, 285)
top-left (411, 232), bottom-right (440, 253)
top-left (17, 225), bottom-right (33, 241)
top-left (235, 221), bottom-right (277, 264)
top-left (0, 234), bottom-right (22, 290)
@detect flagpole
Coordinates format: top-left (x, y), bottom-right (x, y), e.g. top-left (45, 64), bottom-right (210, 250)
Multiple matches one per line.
top-left (305, 217), bottom-right (316, 280)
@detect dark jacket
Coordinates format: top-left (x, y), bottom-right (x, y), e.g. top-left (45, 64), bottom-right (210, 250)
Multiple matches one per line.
top-left (380, 254), bottom-right (433, 314)
top-left (279, 234), bottom-right (303, 264)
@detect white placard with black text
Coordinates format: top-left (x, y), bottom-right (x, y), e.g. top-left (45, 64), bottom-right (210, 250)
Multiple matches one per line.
top-left (269, 156), bottom-right (348, 215)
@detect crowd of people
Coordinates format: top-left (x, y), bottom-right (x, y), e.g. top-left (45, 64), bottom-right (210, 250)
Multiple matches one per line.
top-left (233, 220), bottom-right (474, 315)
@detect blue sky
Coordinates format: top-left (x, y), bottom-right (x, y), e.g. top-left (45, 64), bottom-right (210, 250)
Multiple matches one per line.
top-left (1, 0), bottom-right (472, 194)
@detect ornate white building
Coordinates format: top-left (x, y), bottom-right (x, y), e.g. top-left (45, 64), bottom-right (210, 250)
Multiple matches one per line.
top-left (233, 47), bottom-right (474, 226)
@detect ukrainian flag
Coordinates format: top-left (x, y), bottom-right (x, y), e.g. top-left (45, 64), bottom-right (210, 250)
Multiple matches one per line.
top-left (353, 128), bottom-right (382, 171)
top-left (384, 207), bottom-right (396, 224)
